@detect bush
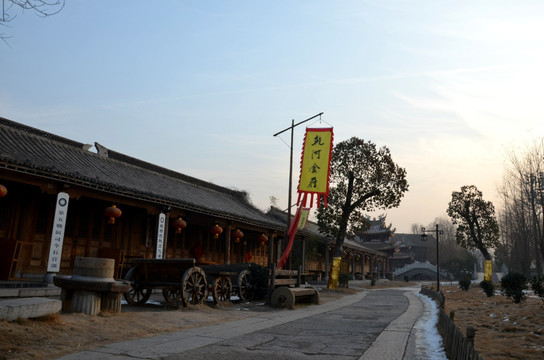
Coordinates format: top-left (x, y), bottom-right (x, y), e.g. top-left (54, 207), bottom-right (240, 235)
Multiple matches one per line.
top-left (530, 276), bottom-right (544, 303)
top-left (500, 272), bottom-right (528, 303)
top-left (459, 277), bottom-right (471, 291)
top-left (479, 280), bottom-right (495, 297)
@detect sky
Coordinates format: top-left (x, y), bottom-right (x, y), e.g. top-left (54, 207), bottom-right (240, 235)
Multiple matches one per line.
top-left (2, 1), bottom-right (544, 233)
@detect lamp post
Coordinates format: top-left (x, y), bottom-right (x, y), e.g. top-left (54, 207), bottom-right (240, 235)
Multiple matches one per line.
top-left (421, 225), bottom-right (443, 292)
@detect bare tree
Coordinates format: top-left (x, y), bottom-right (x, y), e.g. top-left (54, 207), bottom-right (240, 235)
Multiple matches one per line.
top-left (498, 138), bottom-right (544, 276)
top-left (1, 0), bottom-right (64, 43)
top-left (410, 223), bottom-right (423, 234)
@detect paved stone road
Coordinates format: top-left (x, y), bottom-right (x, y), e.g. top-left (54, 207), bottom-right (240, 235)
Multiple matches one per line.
top-left (166, 289), bottom-right (410, 360)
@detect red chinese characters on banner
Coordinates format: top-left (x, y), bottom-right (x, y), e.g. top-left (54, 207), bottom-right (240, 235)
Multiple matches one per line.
top-left (297, 127), bottom-right (334, 208)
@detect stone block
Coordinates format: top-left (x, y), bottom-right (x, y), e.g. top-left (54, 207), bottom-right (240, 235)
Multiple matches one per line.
top-left (0, 297), bottom-right (61, 321)
top-left (18, 287), bottom-right (61, 298)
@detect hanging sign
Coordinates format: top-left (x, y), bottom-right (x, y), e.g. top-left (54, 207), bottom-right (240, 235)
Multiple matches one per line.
top-left (297, 127), bottom-right (334, 208)
top-left (155, 213), bottom-right (166, 259)
top-left (297, 207), bottom-right (311, 229)
top-left (46, 192), bottom-right (70, 272)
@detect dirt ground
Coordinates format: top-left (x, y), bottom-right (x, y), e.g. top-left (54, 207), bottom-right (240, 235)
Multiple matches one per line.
top-left (2, 281), bottom-right (541, 360)
top-left (442, 284), bottom-right (544, 360)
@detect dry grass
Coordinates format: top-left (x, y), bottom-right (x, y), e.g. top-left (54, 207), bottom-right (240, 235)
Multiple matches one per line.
top-left (443, 284), bottom-right (544, 359)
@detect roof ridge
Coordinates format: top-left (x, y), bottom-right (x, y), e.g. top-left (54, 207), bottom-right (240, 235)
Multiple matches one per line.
top-left (0, 116), bottom-right (84, 149)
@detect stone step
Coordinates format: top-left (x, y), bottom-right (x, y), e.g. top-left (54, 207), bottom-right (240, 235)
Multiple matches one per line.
top-left (0, 297), bottom-right (62, 321)
top-left (0, 286), bottom-right (61, 299)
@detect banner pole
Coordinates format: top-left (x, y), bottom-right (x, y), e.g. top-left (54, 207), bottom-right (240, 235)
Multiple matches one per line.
top-left (273, 112), bottom-right (324, 264)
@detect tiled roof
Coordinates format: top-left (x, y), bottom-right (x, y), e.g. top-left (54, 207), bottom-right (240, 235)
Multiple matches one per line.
top-left (267, 207), bottom-right (387, 256)
top-left (0, 117), bottom-right (284, 230)
top-left (393, 233), bottom-right (430, 247)
top-left (343, 239), bottom-right (387, 257)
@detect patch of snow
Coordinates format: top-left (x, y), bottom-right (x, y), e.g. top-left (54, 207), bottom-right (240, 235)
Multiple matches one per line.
top-left (415, 293), bottom-right (448, 359)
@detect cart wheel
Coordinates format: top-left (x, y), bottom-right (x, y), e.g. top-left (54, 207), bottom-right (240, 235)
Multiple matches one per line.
top-left (181, 267), bottom-right (207, 306)
top-left (237, 270), bottom-right (254, 302)
top-left (162, 287), bottom-right (182, 304)
top-left (123, 267), bottom-right (152, 305)
top-left (212, 276), bottom-right (232, 305)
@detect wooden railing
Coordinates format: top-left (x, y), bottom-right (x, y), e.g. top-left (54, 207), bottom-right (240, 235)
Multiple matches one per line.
top-left (420, 286), bottom-right (483, 360)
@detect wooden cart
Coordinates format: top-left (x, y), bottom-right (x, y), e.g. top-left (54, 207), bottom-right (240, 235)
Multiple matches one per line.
top-left (199, 265), bottom-right (235, 305)
top-left (123, 258), bottom-right (207, 307)
top-left (199, 263), bottom-right (255, 303)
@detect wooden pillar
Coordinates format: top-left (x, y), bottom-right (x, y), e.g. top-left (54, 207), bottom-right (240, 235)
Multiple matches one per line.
top-left (268, 231), bottom-right (274, 267)
top-left (362, 254), bottom-right (366, 280)
top-left (225, 224), bottom-right (232, 265)
top-left (276, 235), bottom-right (282, 266)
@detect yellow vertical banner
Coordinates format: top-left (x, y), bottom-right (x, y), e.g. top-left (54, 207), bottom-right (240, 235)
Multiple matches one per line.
top-left (297, 127), bottom-right (334, 208)
top-left (328, 256), bottom-right (342, 289)
top-left (484, 260), bottom-right (492, 281)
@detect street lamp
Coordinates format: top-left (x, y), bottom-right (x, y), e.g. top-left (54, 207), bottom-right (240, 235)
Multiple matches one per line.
top-left (421, 225), bottom-right (443, 292)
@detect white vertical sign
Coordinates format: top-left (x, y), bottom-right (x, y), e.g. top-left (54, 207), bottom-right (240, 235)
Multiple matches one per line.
top-left (155, 213), bottom-right (166, 259)
top-left (47, 192), bottom-right (70, 272)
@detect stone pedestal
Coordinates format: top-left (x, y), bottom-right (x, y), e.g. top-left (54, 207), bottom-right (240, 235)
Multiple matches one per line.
top-left (54, 256), bottom-right (130, 315)
top-left (101, 292), bottom-right (123, 313)
top-left (72, 290), bottom-right (102, 315)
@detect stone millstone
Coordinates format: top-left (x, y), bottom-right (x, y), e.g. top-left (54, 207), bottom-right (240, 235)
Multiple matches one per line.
top-left (72, 257), bottom-right (115, 282)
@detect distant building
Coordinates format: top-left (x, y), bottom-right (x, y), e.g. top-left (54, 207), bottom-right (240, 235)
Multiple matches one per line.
top-left (356, 215), bottom-right (432, 275)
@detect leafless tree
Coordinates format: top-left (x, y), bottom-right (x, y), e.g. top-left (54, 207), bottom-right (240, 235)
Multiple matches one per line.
top-left (1, 0), bottom-right (64, 44)
top-left (498, 138), bottom-right (544, 276)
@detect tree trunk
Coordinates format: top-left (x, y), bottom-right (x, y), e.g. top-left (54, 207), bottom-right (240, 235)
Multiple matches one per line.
top-left (328, 172), bottom-right (354, 289)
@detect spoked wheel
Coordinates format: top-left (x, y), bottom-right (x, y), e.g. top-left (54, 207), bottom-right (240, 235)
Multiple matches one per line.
top-left (212, 276), bottom-right (232, 305)
top-left (181, 267), bottom-right (208, 306)
top-left (123, 267), bottom-right (152, 305)
top-left (237, 270), bottom-right (254, 302)
top-left (162, 287), bottom-right (182, 305)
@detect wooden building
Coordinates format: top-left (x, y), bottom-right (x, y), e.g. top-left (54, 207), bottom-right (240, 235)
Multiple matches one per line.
top-left (0, 117), bottom-right (285, 282)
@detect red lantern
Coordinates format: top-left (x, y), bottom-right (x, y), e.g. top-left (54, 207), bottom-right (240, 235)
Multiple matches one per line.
top-left (173, 217), bottom-right (187, 234)
top-left (0, 184), bottom-right (7, 198)
top-left (210, 224), bottom-right (223, 239)
top-left (258, 233), bottom-right (268, 246)
top-left (232, 229), bottom-right (244, 243)
top-left (105, 205), bottom-right (122, 224)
